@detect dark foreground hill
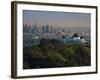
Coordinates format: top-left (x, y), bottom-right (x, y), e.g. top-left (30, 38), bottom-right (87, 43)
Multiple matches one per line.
top-left (23, 39), bottom-right (91, 69)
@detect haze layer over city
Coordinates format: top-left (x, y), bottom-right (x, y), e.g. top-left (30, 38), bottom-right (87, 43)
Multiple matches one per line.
top-left (23, 10), bottom-right (91, 45)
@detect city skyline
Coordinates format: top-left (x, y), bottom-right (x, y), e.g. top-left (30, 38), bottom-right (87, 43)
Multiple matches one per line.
top-left (23, 10), bottom-right (91, 28)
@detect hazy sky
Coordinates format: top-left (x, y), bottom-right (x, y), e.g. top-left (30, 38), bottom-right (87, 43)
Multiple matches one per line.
top-left (23, 10), bottom-right (90, 28)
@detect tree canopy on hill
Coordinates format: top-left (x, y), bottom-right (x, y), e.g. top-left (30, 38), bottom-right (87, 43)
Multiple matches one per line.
top-left (23, 39), bottom-right (91, 69)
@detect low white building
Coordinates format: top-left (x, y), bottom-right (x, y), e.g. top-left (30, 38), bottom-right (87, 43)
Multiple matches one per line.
top-left (60, 33), bottom-right (87, 45)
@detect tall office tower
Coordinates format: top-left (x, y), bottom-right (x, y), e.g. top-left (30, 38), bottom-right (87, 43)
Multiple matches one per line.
top-left (35, 21), bottom-right (38, 33)
top-left (49, 26), bottom-right (53, 33)
top-left (32, 21), bottom-right (38, 33)
top-left (38, 27), bottom-right (42, 33)
top-left (31, 25), bottom-right (34, 33)
top-left (51, 26), bottom-right (55, 33)
top-left (23, 24), bottom-right (27, 33)
top-left (45, 24), bottom-right (49, 33)
top-left (32, 25), bottom-right (36, 33)
top-left (42, 26), bottom-right (45, 34)
top-left (23, 24), bottom-right (30, 33)
top-left (28, 25), bottom-right (32, 33)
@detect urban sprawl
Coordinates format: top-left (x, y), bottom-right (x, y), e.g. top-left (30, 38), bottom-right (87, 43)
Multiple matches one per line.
top-left (23, 22), bottom-right (90, 47)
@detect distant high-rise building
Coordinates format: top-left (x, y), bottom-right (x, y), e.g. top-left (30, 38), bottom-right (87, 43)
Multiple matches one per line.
top-left (23, 24), bottom-right (31, 33)
top-left (32, 21), bottom-right (38, 33)
top-left (42, 26), bottom-right (45, 34)
top-left (32, 25), bottom-right (36, 33)
top-left (28, 25), bottom-right (32, 33)
top-left (50, 26), bottom-right (53, 33)
top-left (45, 25), bottom-right (49, 33)
top-left (23, 24), bottom-right (27, 33)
